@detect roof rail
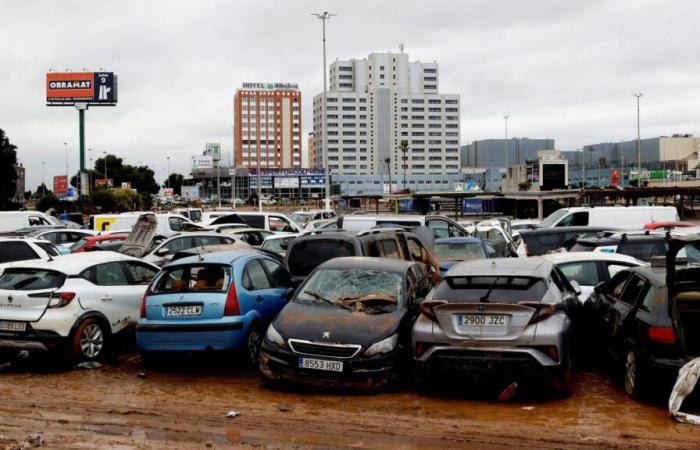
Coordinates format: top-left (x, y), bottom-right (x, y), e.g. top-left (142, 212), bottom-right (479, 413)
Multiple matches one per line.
top-left (356, 228), bottom-right (406, 236)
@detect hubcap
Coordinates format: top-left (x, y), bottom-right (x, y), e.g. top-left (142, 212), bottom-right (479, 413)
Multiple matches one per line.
top-left (624, 352), bottom-right (636, 395)
top-left (80, 323), bottom-right (104, 358)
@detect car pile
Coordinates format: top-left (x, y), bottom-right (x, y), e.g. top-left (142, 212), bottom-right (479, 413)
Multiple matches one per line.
top-left (0, 205), bottom-right (697, 403)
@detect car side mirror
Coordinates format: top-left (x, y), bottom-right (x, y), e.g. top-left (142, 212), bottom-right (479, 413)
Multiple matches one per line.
top-left (593, 281), bottom-right (605, 294)
top-left (283, 287), bottom-right (295, 301)
top-left (155, 247), bottom-right (169, 256)
top-left (569, 280), bottom-right (582, 296)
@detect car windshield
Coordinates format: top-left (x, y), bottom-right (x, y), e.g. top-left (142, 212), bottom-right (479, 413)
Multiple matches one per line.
top-left (287, 240), bottom-right (357, 277)
top-left (434, 241), bottom-right (486, 262)
top-left (434, 276), bottom-right (548, 304)
top-left (262, 237), bottom-right (293, 253)
top-left (291, 213), bottom-right (311, 224)
top-left (0, 268), bottom-right (66, 291)
top-left (69, 238), bottom-right (89, 252)
top-left (151, 264), bottom-right (232, 294)
top-left (539, 209), bottom-right (569, 227)
top-left (296, 268), bottom-right (404, 314)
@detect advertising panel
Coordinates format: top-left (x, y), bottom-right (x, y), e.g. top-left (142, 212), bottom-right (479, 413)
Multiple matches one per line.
top-left (53, 175), bottom-right (68, 196)
top-left (205, 143), bottom-right (222, 162)
top-left (274, 177), bottom-right (300, 189)
top-left (162, 188), bottom-right (174, 198)
top-left (462, 198), bottom-right (483, 214)
top-left (192, 155), bottom-right (214, 169)
top-left (46, 72), bottom-right (118, 105)
top-left (94, 178), bottom-right (113, 187)
top-left (181, 185), bottom-right (200, 200)
top-left (610, 168), bottom-right (621, 187)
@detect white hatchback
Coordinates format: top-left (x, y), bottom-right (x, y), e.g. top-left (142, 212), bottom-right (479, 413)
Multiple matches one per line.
top-left (0, 252), bottom-right (159, 360)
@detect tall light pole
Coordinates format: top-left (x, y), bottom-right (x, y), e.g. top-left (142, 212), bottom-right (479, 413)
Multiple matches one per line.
top-left (63, 142), bottom-right (68, 177)
top-left (166, 156), bottom-right (171, 188)
top-left (88, 148), bottom-right (93, 195)
top-left (634, 93), bottom-right (643, 184)
top-left (41, 162), bottom-right (45, 196)
top-left (102, 151), bottom-right (108, 185)
top-left (503, 115), bottom-right (509, 168)
top-left (312, 11), bottom-right (336, 211)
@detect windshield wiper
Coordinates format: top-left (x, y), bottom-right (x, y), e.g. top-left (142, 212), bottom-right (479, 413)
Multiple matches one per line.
top-left (303, 290), bottom-right (352, 311)
top-left (479, 276), bottom-right (501, 303)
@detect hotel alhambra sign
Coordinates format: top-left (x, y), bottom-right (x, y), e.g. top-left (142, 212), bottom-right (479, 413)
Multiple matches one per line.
top-left (242, 82), bottom-right (299, 91)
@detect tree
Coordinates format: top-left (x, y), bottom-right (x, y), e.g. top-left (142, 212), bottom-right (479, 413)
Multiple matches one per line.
top-left (0, 129), bottom-right (19, 209)
top-left (86, 154), bottom-right (160, 195)
top-left (34, 183), bottom-right (52, 198)
top-left (164, 173), bottom-right (185, 196)
top-left (383, 157), bottom-right (392, 194)
top-left (399, 140), bottom-right (409, 188)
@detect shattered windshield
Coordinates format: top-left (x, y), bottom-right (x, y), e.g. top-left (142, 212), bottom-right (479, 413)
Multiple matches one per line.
top-left (434, 241), bottom-right (486, 262)
top-left (296, 268), bottom-right (404, 313)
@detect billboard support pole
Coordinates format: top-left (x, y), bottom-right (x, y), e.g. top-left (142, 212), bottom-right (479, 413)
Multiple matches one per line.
top-left (76, 103), bottom-right (88, 197)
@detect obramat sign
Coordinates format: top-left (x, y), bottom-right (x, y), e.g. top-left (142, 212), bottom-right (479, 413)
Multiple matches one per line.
top-left (46, 72), bottom-right (118, 105)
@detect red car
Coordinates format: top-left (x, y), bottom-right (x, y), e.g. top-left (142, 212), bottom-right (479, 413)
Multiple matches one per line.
top-left (643, 221), bottom-right (695, 231)
top-left (70, 234), bottom-right (129, 253)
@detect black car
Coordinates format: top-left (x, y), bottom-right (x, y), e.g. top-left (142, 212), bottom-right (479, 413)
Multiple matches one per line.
top-left (519, 226), bottom-right (615, 256)
top-left (283, 229), bottom-right (435, 284)
top-left (586, 236), bottom-right (700, 399)
top-left (259, 257), bottom-right (433, 391)
top-left (570, 232), bottom-right (670, 262)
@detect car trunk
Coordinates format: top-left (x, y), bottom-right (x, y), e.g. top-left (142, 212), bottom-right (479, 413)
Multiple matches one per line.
top-left (667, 236), bottom-right (700, 358)
top-left (120, 213), bottom-right (158, 258)
top-left (146, 292), bottom-right (228, 321)
top-left (0, 268), bottom-right (67, 322)
top-left (432, 302), bottom-right (537, 343)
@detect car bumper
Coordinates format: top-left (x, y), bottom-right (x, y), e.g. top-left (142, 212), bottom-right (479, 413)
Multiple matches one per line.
top-left (259, 340), bottom-right (402, 391)
top-left (136, 318), bottom-right (248, 352)
top-left (414, 345), bottom-right (561, 382)
top-left (0, 329), bottom-right (66, 353)
top-left (643, 355), bottom-right (689, 388)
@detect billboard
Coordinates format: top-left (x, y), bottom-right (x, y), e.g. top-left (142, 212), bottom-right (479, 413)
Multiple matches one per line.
top-left (162, 188), bottom-right (174, 198)
top-left (53, 175), bottom-right (68, 196)
top-left (205, 143), bottom-right (221, 162)
top-left (46, 72), bottom-right (118, 105)
top-left (274, 177), bottom-right (300, 189)
top-left (94, 178), bottom-right (113, 187)
top-left (192, 155), bottom-right (214, 169)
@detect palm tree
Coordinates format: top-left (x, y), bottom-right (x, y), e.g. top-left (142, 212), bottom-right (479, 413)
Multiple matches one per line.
top-left (384, 157), bottom-right (392, 194)
top-left (399, 140), bottom-right (409, 188)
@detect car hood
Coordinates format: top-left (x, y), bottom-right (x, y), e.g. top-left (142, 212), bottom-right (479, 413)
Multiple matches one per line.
top-left (120, 213), bottom-right (158, 257)
top-left (273, 301), bottom-right (404, 347)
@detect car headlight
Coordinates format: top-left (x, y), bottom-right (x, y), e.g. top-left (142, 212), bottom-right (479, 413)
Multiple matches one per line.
top-left (363, 334), bottom-right (398, 356)
top-left (265, 324), bottom-right (285, 347)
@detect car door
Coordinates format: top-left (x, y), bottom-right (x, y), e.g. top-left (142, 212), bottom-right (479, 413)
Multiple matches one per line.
top-left (609, 274), bottom-right (648, 358)
top-left (260, 258), bottom-right (292, 315)
top-left (240, 258), bottom-right (285, 320)
top-left (79, 262), bottom-right (135, 333)
top-left (593, 270), bottom-right (633, 348)
top-left (121, 261), bottom-right (159, 328)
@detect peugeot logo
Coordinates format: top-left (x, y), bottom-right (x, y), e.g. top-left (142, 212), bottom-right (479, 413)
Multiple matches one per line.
top-left (322, 331), bottom-right (330, 339)
top-left (476, 304), bottom-right (486, 312)
top-left (7, 295), bottom-right (12, 304)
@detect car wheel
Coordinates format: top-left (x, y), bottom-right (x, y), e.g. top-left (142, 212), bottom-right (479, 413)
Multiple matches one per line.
top-left (554, 354), bottom-right (573, 397)
top-left (71, 319), bottom-right (107, 361)
top-left (624, 350), bottom-right (645, 399)
top-left (246, 324), bottom-right (263, 366)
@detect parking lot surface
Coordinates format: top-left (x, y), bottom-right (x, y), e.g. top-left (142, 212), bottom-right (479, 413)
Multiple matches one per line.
top-left (0, 354), bottom-right (699, 449)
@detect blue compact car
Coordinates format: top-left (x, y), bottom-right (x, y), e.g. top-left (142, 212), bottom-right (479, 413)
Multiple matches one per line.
top-left (136, 250), bottom-right (293, 364)
top-left (433, 237), bottom-right (496, 277)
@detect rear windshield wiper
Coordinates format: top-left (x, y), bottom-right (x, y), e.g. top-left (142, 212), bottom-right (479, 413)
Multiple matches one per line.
top-left (479, 276), bottom-right (501, 303)
top-left (303, 290), bottom-right (352, 311)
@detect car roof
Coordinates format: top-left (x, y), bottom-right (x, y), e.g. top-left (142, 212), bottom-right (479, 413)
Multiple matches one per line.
top-left (435, 237), bottom-right (482, 244)
top-left (446, 257), bottom-right (552, 278)
top-left (522, 226), bottom-right (614, 235)
top-left (87, 234), bottom-right (129, 241)
top-left (2, 251), bottom-right (139, 273)
top-left (576, 232), bottom-right (668, 245)
top-left (542, 251), bottom-right (646, 265)
top-left (317, 256), bottom-right (413, 273)
top-left (264, 233), bottom-right (298, 240)
top-left (165, 249), bottom-right (265, 266)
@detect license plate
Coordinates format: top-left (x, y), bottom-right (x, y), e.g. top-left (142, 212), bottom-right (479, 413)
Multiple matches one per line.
top-left (458, 314), bottom-right (508, 328)
top-left (298, 357), bottom-right (343, 372)
top-left (0, 321), bottom-right (26, 332)
top-left (165, 305), bottom-right (202, 317)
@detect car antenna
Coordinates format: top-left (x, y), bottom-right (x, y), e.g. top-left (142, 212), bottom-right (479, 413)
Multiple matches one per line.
top-left (479, 276), bottom-right (500, 303)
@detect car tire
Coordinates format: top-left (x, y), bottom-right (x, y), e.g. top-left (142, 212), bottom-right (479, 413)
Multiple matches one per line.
top-left (624, 350), bottom-right (645, 399)
top-left (246, 323), bottom-right (263, 366)
top-left (553, 354), bottom-right (573, 398)
top-left (71, 318), bottom-right (108, 361)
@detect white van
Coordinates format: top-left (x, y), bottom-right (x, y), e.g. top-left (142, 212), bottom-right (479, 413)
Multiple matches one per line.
top-left (207, 212), bottom-right (301, 233)
top-left (338, 214), bottom-right (469, 238)
top-left (539, 206), bottom-right (678, 229)
top-left (0, 211), bottom-right (54, 232)
top-left (110, 213), bottom-right (198, 237)
top-left (174, 208), bottom-right (203, 222)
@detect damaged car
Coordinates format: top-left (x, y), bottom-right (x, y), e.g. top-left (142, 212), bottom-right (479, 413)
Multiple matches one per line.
top-left (412, 258), bottom-right (579, 395)
top-left (0, 252), bottom-right (159, 361)
top-left (586, 235), bottom-right (700, 398)
top-left (259, 257), bottom-right (433, 391)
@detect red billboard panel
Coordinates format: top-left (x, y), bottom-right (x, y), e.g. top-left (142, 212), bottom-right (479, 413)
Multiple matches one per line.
top-left (94, 178), bottom-right (113, 187)
top-left (46, 72), bottom-right (118, 105)
top-left (53, 175), bottom-right (68, 196)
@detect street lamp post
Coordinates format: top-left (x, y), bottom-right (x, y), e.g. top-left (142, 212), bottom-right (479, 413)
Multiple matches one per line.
top-left (41, 162), bottom-right (45, 196)
top-left (503, 115), bottom-right (509, 167)
top-left (166, 157), bottom-right (171, 188)
top-left (634, 93), bottom-right (643, 183)
top-left (63, 142), bottom-right (68, 177)
top-left (102, 151), bottom-right (107, 185)
top-left (312, 11), bottom-right (336, 211)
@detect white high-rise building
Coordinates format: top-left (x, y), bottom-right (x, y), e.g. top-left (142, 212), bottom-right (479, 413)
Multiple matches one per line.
top-left (313, 50), bottom-right (461, 177)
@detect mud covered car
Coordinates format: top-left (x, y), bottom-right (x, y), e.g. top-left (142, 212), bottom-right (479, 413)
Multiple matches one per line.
top-left (585, 236), bottom-right (700, 398)
top-left (412, 258), bottom-right (580, 394)
top-left (259, 257), bottom-right (433, 391)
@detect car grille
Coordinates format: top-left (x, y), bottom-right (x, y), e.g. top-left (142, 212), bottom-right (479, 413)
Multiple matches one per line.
top-left (288, 339), bottom-right (361, 358)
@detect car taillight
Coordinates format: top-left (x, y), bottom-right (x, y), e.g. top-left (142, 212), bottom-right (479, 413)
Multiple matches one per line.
top-left (648, 326), bottom-right (675, 344)
top-left (419, 300), bottom-right (447, 322)
top-left (140, 292), bottom-right (148, 319)
top-left (224, 283), bottom-right (240, 316)
top-left (520, 302), bottom-right (557, 325)
top-left (48, 292), bottom-right (76, 308)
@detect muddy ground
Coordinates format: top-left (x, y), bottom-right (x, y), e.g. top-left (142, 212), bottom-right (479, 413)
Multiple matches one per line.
top-left (0, 353), bottom-right (699, 450)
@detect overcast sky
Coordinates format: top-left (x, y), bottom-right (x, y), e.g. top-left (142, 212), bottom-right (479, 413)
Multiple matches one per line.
top-left (2, 0), bottom-right (699, 190)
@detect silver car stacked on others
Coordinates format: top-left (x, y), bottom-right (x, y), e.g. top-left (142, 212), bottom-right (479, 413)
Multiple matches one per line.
top-left (412, 258), bottom-right (579, 394)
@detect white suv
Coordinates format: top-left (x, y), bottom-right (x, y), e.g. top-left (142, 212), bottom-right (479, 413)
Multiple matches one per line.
top-left (0, 237), bottom-right (62, 270)
top-left (0, 252), bottom-right (159, 360)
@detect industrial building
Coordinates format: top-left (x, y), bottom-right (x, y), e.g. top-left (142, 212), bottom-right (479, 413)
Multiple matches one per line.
top-left (461, 138), bottom-right (555, 168)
